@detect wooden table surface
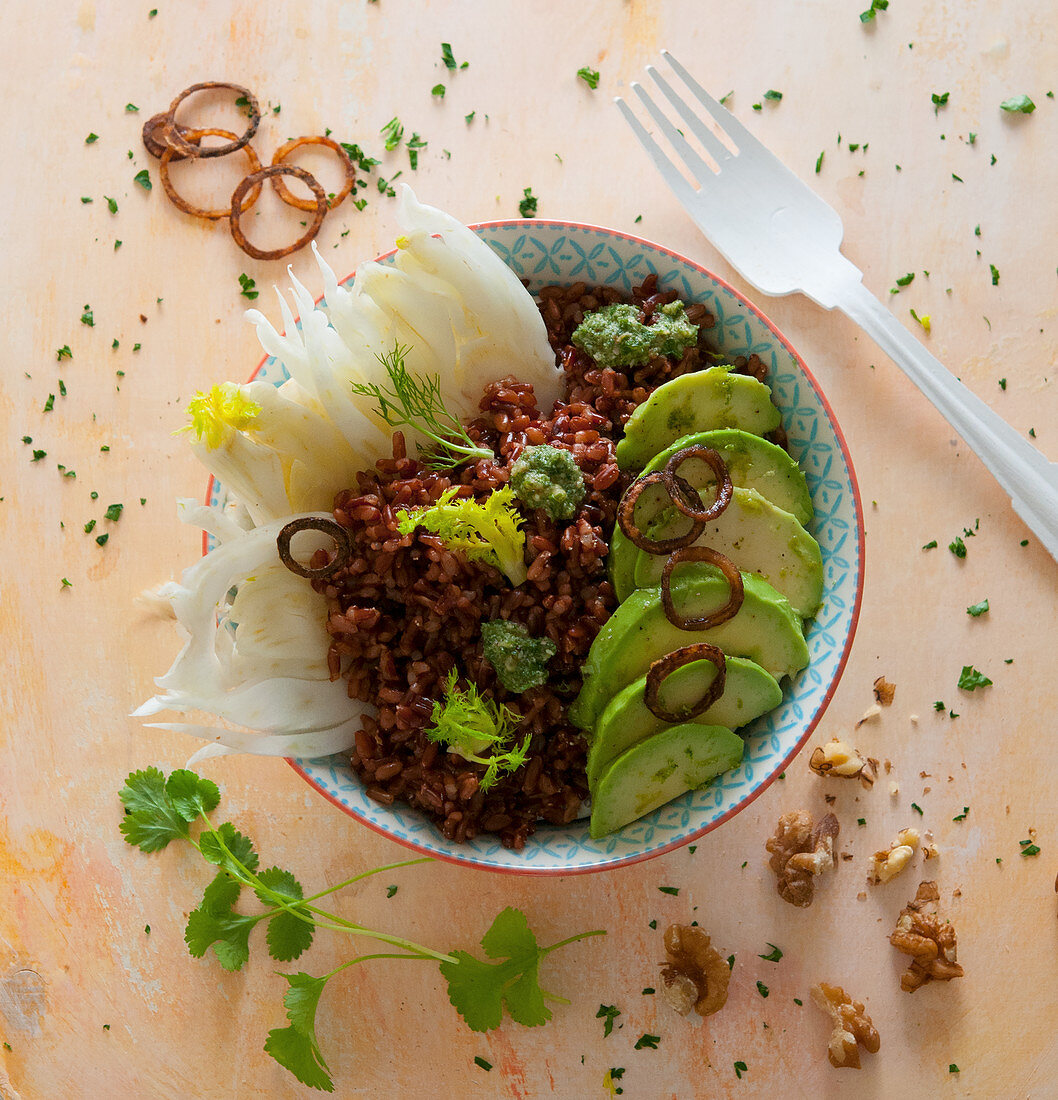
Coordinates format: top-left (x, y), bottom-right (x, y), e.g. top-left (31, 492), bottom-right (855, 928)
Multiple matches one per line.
top-left (3, 2), bottom-right (1057, 1096)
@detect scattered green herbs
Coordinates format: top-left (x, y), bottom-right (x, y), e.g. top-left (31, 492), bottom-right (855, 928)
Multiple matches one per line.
top-left (658, 886), bottom-right (679, 896)
top-left (763, 89), bottom-right (782, 101)
top-left (96, 533), bottom-right (109, 547)
top-left (922, 539), bottom-right (938, 549)
top-left (605, 1067), bottom-right (626, 1094)
top-left (81, 305), bottom-right (95, 327)
top-left (441, 42), bottom-right (459, 70)
top-left (634, 1034), bottom-right (660, 1050)
top-left (105, 503), bottom-right (124, 522)
top-left (966, 599), bottom-right (989, 617)
top-left (125, 102), bottom-right (139, 112)
top-left (238, 273), bottom-right (259, 300)
top-left (755, 980), bottom-right (769, 998)
top-left (758, 944), bottom-right (782, 962)
top-left (932, 91), bottom-right (950, 114)
top-left (61, 577), bottom-right (73, 588)
top-left (518, 187), bottom-right (538, 218)
top-left (859, 0), bottom-right (888, 21)
top-left (133, 168), bottom-right (152, 191)
top-left (793, 998), bottom-right (803, 1006)
top-left (84, 520), bottom-right (97, 533)
top-left (105, 195), bottom-right (118, 213)
top-left (990, 263), bottom-right (1000, 285)
top-left (949, 1064), bottom-right (960, 1073)
top-left (910, 307), bottom-right (931, 332)
top-left (120, 767), bottom-right (603, 1091)
top-left (380, 118), bottom-right (404, 151)
top-left (896, 272), bottom-right (915, 288)
top-left (464, 111), bottom-right (476, 124)
top-left (406, 132), bottom-right (427, 169)
top-left (43, 394), bottom-right (55, 413)
top-left (578, 66), bottom-right (601, 90)
top-left (597, 1003), bottom-right (621, 1037)
top-left (474, 1056), bottom-right (492, 1071)
top-left (734, 1060), bottom-right (748, 1079)
top-left (815, 150), bottom-right (824, 173)
top-left (31, 449), bottom-right (46, 461)
top-left (957, 665), bottom-right (992, 691)
top-left (999, 377), bottom-right (1007, 390)
top-left (953, 807), bottom-right (969, 822)
top-left (949, 535), bottom-right (967, 558)
top-left (431, 83), bottom-right (446, 98)
top-left (86, 132), bottom-right (100, 144)
top-left (1019, 839), bottom-right (1041, 857)
top-left (1000, 94), bottom-right (1035, 114)
top-left (912, 802), bottom-right (924, 815)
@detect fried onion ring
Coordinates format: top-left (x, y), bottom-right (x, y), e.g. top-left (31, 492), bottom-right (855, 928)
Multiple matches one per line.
top-left (277, 517), bottom-right (352, 580)
top-left (660, 546), bottom-right (745, 631)
top-left (617, 472), bottom-right (706, 555)
top-left (159, 82), bottom-right (261, 160)
top-left (159, 129), bottom-right (263, 221)
top-left (142, 111), bottom-right (194, 161)
top-left (229, 164), bottom-right (328, 260)
top-left (645, 643), bottom-right (727, 723)
top-left (270, 136), bottom-right (356, 211)
top-left (662, 445), bottom-right (733, 523)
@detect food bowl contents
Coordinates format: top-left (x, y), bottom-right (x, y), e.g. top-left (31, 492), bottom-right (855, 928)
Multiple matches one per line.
top-left (810, 983), bottom-right (881, 1069)
top-left (140, 188), bottom-right (830, 851)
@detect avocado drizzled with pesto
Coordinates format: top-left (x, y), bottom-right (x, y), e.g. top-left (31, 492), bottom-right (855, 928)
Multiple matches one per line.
top-left (571, 300), bottom-right (699, 368)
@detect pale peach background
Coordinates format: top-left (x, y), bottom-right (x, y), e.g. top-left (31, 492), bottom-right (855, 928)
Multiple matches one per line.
top-left (2, 1), bottom-right (1056, 1097)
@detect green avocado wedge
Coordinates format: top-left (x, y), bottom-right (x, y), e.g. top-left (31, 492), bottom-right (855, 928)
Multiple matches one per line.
top-left (589, 723), bottom-right (745, 838)
top-left (609, 429), bottom-right (814, 602)
top-left (569, 567), bottom-right (808, 731)
top-left (632, 489), bottom-right (824, 620)
top-left (585, 656), bottom-right (781, 789)
top-left (615, 366), bottom-right (782, 471)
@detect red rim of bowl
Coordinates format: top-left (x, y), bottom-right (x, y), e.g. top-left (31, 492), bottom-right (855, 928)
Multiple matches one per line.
top-left (201, 219), bottom-right (865, 875)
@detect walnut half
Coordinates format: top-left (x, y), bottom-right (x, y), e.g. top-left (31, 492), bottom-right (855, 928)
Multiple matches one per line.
top-left (766, 810), bottom-right (840, 907)
top-left (889, 881), bottom-right (965, 991)
top-left (660, 924), bottom-right (730, 1017)
top-left (869, 828), bottom-right (920, 884)
top-left (809, 739), bottom-right (878, 789)
top-left (811, 983), bottom-right (881, 1068)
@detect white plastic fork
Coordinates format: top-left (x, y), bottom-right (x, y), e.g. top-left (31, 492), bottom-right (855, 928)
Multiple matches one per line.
top-left (617, 51), bottom-right (1058, 563)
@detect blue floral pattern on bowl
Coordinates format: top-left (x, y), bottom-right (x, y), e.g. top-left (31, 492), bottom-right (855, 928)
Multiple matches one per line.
top-left (217, 222), bottom-right (864, 874)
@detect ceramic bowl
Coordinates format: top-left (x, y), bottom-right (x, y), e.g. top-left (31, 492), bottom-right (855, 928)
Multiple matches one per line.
top-left (215, 220), bottom-right (864, 874)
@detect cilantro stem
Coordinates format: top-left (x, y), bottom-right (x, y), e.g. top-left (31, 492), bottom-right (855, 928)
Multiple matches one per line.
top-left (541, 929), bottom-right (608, 953)
top-left (297, 857), bottom-right (432, 906)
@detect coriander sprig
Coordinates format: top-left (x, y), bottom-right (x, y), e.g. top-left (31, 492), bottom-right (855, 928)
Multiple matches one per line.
top-left (350, 343), bottom-right (494, 470)
top-left (119, 767), bottom-right (603, 1092)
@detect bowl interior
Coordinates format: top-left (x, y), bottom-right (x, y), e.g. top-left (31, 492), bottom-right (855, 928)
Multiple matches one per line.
top-left (216, 222), bottom-right (864, 874)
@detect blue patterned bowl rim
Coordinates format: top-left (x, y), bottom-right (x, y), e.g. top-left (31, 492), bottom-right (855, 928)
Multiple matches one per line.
top-left (205, 220), bottom-right (864, 875)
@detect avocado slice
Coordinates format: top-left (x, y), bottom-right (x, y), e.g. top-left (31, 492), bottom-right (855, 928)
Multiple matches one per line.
top-left (615, 366), bottom-right (782, 471)
top-left (609, 428), bottom-right (813, 601)
top-left (588, 723), bottom-right (745, 838)
top-left (569, 567), bottom-right (808, 731)
top-left (631, 489), bottom-right (824, 620)
top-left (586, 656), bottom-right (781, 789)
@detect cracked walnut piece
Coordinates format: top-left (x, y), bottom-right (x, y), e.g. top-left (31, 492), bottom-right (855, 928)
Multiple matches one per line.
top-left (873, 676), bottom-right (896, 706)
top-left (811, 983), bottom-right (881, 1068)
top-left (869, 828), bottom-right (920, 884)
top-left (660, 924), bottom-right (730, 1017)
top-left (809, 739), bottom-right (878, 789)
top-left (766, 810), bottom-right (840, 907)
top-left (889, 881), bottom-right (965, 991)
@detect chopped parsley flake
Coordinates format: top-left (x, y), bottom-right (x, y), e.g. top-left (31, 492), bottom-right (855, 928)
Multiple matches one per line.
top-left (105, 195), bottom-right (118, 213)
top-left (911, 802), bottom-right (924, 815)
top-left (84, 520), bottom-right (97, 533)
top-left (949, 1064), bottom-right (960, 1073)
top-left (61, 577), bottom-right (73, 588)
top-left (922, 539), bottom-right (938, 549)
top-left (857, 817), bottom-right (866, 826)
top-left (96, 533), bottom-right (109, 547)
top-left (43, 394), bottom-right (54, 413)
top-left (31, 449), bottom-right (46, 462)
top-left (406, 132), bottom-right (427, 170)
top-left (441, 42), bottom-right (458, 70)
top-left (990, 263), bottom-right (1000, 285)
top-left (81, 305), bottom-right (95, 327)
top-left (763, 89), bottom-right (782, 101)
top-left (597, 1003), bottom-right (621, 1037)
top-left (57, 345), bottom-right (72, 361)
top-left (464, 111), bottom-right (476, 124)
top-left (238, 273), bottom-right (259, 300)
top-left (758, 943), bottom-right (782, 962)
top-left (380, 117), bottom-right (404, 151)
top-left (1000, 94), bottom-right (1035, 114)
top-left (518, 187), bottom-right (538, 218)
top-left (125, 102), bottom-right (139, 112)
top-left (431, 83), bottom-right (446, 98)
top-left (634, 1034), bottom-right (660, 1050)
top-left (642, 987), bottom-right (655, 995)
top-left (793, 997), bottom-right (803, 1006)
top-left (957, 665), bottom-right (992, 691)
top-left (815, 150), bottom-right (824, 173)
top-left (896, 272), bottom-right (915, 287)
top-left (133, 168), bottom-right (152, 191)
top-left (726, 954), bottom-right (735, 969)
top-left (734, 1060), bottom-right (748, 1079)
top-left (85, 132), bottom-right (100, 144)
top-left (999, 377), bottom-right (1007, 390)
top-left (1019, 839), bottom-right (1041, 856)
top-left (932, 91), bottom-right (950, 113)
top-left (953, 807), bottom-right (969, 822)
top-left (577, 66), bottom-right (601, 89)
top-left (605, 1067), bottom-right (626, 1094)
top-left (105, 503), bottom-right (124, 522)
top-left (966, 598), bottom-right (989, 617)
top-left (756, 980), bottom-right (769, 998)
top-left (949, 535), bottom-right (967, 558)
top-left (658, 886), bottom-right (679, 896)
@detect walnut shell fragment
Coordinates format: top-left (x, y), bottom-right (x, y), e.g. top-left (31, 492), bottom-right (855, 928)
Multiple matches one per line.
top-left (873, 676), bottom-right (896, 706)
top-left (889, 881), bottom-right (964, 992)
top-left (809, 739), bottom-right (878, 789)
top-left (766, 810), bottom-right (840, 907)
top-left (660, 924), bottom-right (730, 1017)
top-left (811, 982), bottom-right (881, 1069)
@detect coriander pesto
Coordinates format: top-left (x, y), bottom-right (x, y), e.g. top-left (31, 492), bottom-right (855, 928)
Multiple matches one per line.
top-left (571, 300), bottom-right (699, 368)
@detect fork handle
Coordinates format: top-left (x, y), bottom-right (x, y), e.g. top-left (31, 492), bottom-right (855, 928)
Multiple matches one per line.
top-left (835, 279), bottom-right (1058, 560)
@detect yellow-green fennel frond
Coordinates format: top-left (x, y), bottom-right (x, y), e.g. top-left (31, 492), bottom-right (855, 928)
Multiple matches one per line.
top-left (178, 384), bottom-right (261, 450)
top-left (396, 486), bottom-right (527, 585)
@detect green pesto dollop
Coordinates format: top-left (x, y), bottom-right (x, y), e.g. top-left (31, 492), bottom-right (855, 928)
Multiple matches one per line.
top-left (509, 444), bottom-right (586, 522)
top-left (481, 619), bottom-right (557, 693)
top-left (571, 300), bottom-right (699, 369)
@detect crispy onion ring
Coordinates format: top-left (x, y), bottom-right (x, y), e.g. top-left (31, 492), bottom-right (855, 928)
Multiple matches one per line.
top-left (617, 472), bottom-right (706, 555)
top-left (277, 517), bottom-right (352, 580)
top-left (159, 82), bottom-right (261, 160)
top-left (662, 445), bottom-right (733, 523)
top-left (159, 128), bottom-right (263, 220)
top-left (644, 643), bottom-right (727, 723)
top-left (142, 111), bottom-right (194, 161)
top-left (271, 136), bottom-right (356, 211)
top-left (230, 164), bottom-right (328, 260)
top-left (660, 546), bottom-right (744, 631)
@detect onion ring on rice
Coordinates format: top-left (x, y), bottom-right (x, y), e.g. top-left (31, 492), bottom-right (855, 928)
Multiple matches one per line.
top-left (159, 128), bottom-right (263, 221)
top-left (229, 164), bottom-right (328, 260)
top-left (277, 516), bottom-right (353, 580)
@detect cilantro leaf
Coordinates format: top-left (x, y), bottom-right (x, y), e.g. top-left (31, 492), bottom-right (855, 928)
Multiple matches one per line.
top-left (265, 973), bottom-right (334, 1092)
top-left (119, 767), bottom-right (191, 851)
top-left (256, 867), bottom-right (314, 962)
top-left (184, 886), bottom-right (257, 971)
top-left (441, 906), bottom-right (552, 1031)
top-left (199, 821), bottom-right (259, 875)
top-left (1000, 94), bottom-right (1035, 114)
top-left (164, 768), bottom-right (219, 821)
top-left (966, 598), bottom-right (989, 617)
top-left (957, 665), bottom-right (992, 691)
